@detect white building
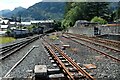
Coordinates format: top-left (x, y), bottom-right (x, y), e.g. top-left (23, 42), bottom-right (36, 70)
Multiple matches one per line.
top-left (0, 19), bottom-right (10, 35)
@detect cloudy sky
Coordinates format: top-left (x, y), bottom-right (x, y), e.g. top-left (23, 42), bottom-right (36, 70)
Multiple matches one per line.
top-left (0, 0), bottom-right (42, 10)
top-left (0, 0), bottom-right (119, 11)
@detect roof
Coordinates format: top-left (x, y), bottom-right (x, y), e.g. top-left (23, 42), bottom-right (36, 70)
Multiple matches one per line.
top-left (10, 27), bottom-right (16, 29)
top-left (0, 31), bottom-right (7, 34)
top-left (16, 22), bottom-right (21, 25)
top-left (1, 20), bottom-right (9, 24)
top-left (21, 22), bottom-right (31, 25)
top-left (10, 22), bottom-right (16, 25)
top-left (106, 24), bottom-right (120, 27)
top-left (31, 20), bottom-right (54, 23)
top-left (1, 25), bottom-right (9, 28)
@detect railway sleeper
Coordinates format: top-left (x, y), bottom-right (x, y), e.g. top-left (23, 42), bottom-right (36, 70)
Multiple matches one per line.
top-left (71, 72), bottom-right (85, 79)
top-left (64, 63), bottom-right (71, 66)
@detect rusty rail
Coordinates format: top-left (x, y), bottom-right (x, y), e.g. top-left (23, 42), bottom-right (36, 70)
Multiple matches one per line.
top-left (66, 33), bottom-right (120, 52)
top-left (0, 36), bottom-right (39, 60)
top-left (63, 35), bottom-right (120, 62)
top-left (66, 33), bottom-right (120, 49)
top-left (43, 43), bottom-right (75, 80)
top-left (43, 39), bottom-right (95, 80)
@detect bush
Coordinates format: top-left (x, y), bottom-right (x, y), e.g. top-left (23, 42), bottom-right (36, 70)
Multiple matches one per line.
top-left (91, 16), bottom-right (107, 24)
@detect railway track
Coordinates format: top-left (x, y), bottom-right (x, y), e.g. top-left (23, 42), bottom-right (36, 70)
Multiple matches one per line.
top-left (63, 33), bottom-right (120, 62)
top-left (43, 39), bottom-right (95, 80)
top-left (3, 46), bottom-right (36, 78)
top-left (0, 36), bottom-right (39, 60)
top-left (66, 33), bottom-right (120, 49)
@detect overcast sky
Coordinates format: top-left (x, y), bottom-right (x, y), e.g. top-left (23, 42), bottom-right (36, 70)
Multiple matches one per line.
top-left (0, 0), bottom-right (119, 11)
top-left (0, 0), bottom-right (42, 11)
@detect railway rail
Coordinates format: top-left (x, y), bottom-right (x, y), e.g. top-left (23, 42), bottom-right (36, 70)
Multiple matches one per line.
top-left (63, 34), bottom-right (120, 62)
top-left (66, 33), bottom-right (120, 49)
top-left (64, 33), bottom-right (120, 59)
top-left (0, 36), bottom-right (39, 60)
top-left (3, 46), bottom-right (36, 78)
top-left (43, 39), bottom-right (95, 80)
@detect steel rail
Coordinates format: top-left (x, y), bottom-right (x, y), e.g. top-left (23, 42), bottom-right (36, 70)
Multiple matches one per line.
top-left (66, 33), bottom-right (120, 48)
top-left (43, 42), bottom-right (75, 80)
top-left (3, 46), bottom-right (35, 78)
top-left (0, 40), bottom-right (28, 55)
top-left (0, 36), bottom-right (39, 60)
top-left (51, 44), bottom-right (95, 80)
top-left (0, 39), bottom-right (28, 50)
top-left (63, 36), bottom-right (120, 62)
top-left (43, 39), bottom-right (95, 80)
top-left (66, 33), bottom-right (120, 52)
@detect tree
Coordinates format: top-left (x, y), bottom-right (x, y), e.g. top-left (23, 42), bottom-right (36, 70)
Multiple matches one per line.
top-left (91, 16), bottom-right (107, 24)
top-left (115, 1), bottom-right (120, 21)
top-left (53, 21), bottom-right (62, 31)
top-left (62, 2), bottom-right (110, 29)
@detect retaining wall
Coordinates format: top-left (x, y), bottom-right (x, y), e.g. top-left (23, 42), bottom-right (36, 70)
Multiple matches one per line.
top-left (68, 26), bottom-right (120, 37)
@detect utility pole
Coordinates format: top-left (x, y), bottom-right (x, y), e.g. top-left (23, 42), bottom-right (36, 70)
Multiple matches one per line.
top-left (19, 15), bottom-right (22, 37)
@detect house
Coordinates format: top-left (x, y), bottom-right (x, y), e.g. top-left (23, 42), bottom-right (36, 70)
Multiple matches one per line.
top-left (1, 20), bottom-right (10, 25)
top-left (21, 22), bottom-right (31, 26)
top-left (10, 22), bottom-right (17, 27)
top-left (0, 25), bottom-right (10, 35)
top-left (0, 25), bottom-right (9, 31)
top-left (21, 22), bottom-right (31, 29)
top-left (0, 19), bottom-right (11, 35)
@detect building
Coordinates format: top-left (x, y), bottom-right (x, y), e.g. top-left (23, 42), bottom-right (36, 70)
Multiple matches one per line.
top-left (21, 22), bottom-right (31, 26)
top-left (1, 20), bottom-right (10, 25)
top-left (31, 20), bottom-right (54, 27)
top-left (10, 22), bottom-right (17, 27)
top-left (0, 19), bottom-right (11, 35)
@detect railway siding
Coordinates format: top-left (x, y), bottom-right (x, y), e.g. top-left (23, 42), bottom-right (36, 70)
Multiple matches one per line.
top-left (1, 32), bottom-right (120, 79)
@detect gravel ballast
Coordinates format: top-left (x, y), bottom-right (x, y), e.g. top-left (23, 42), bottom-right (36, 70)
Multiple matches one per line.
top-left (1, 37), bottom-right (55, 78)
top-left (9, 38), bottom-right (55, 77)
top-left (60, 35), bottom-right (120, 80)
top-left (44, 33), bottom-right (120, 80)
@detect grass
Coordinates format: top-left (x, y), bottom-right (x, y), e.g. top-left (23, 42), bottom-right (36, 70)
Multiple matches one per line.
top-left (0, 36), bottom-right (16, 44)
top-left (49, 35), bottom-right (59, 40)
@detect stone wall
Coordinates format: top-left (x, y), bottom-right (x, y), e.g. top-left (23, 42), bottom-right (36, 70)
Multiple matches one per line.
top-left (68, 26), bottom-right (94, 37)
top-left (98, 26), bottom-right (120, 35)
top-left (68, 25), bottom-right (120, 37)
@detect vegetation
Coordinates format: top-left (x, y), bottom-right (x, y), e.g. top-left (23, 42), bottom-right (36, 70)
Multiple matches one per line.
top-left (114, 2), bottom-right (120, 22)
top-left (53, 21), bottom-right (62, 31)
top-left (62, 2), bottom-right (111, 29)
top-left (26, 25), bottom-right (34, 32)
top-left (91, 16), bottom-right (107, 24)
top-left (0, 37), bottom-right (16, 44)
top-left (49, 35), bottom-right (59, 40)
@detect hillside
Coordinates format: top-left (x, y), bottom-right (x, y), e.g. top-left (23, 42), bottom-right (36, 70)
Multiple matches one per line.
top-left (1, 2), bottom-right (65, 21)
top-left (0, 2), bottom-right (118, 21)
top-left (2, 7), bottom-right (26, 18)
